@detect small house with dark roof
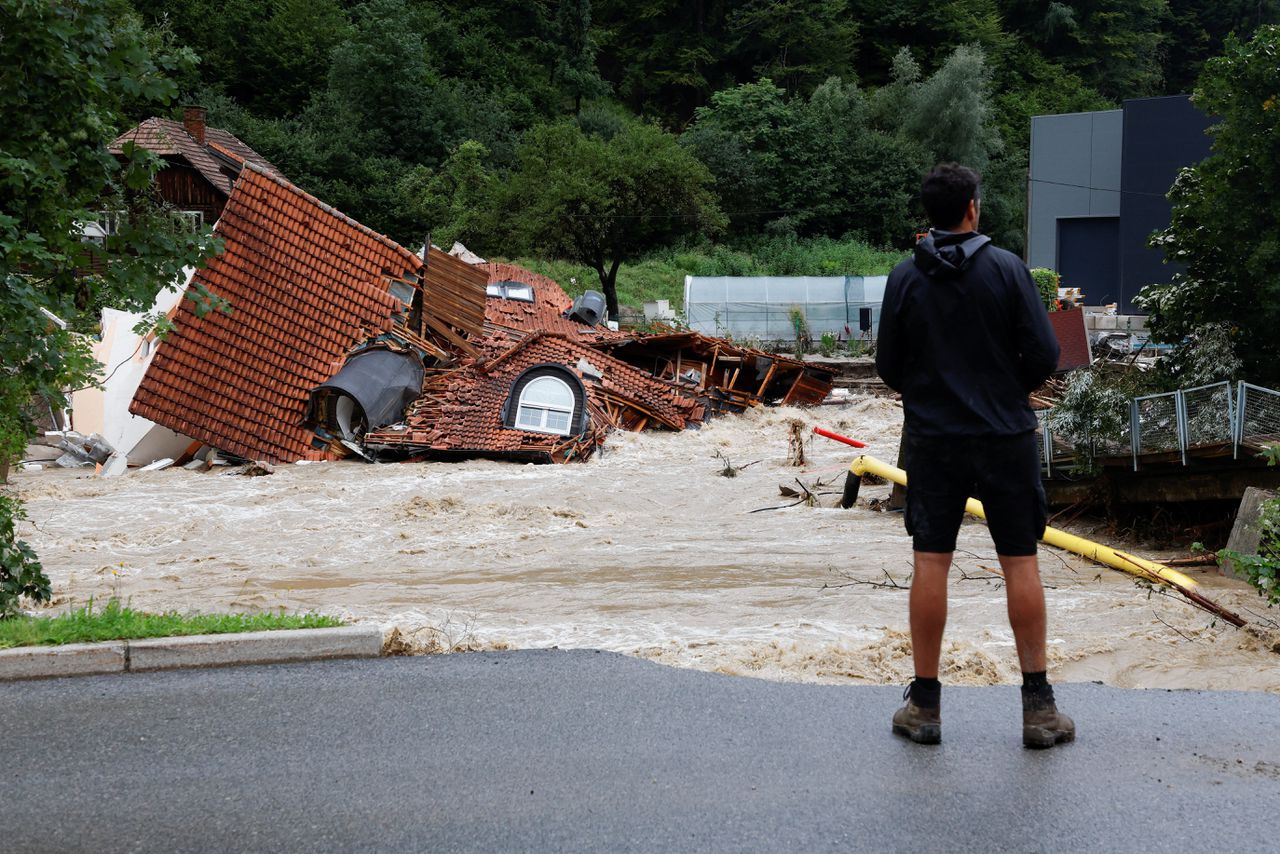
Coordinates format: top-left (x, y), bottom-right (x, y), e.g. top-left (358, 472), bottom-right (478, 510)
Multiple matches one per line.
top-left (108, 107), bottom-right (284, 228)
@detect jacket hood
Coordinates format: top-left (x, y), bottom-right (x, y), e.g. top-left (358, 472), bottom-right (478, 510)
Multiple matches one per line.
top-left (913, 230), bottom-right (992, 279)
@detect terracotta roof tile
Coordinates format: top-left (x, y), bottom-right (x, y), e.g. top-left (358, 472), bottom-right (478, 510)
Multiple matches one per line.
top-left (1048, 308), bottom-right (1091, 373)
top-left (130, 165), bottom-right (422, 462)
top-left (110, 118), bottom-right (283, 196)
top-left (366, 332), bottom-right (700, 461)
top-left (481, 263), bottom-right (626, 343)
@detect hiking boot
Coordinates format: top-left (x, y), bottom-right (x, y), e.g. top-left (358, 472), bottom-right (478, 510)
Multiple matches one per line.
top-left (892, 684), bottom-right (941, 745)
top-left (1022, 687), bottom-right (1075, 749)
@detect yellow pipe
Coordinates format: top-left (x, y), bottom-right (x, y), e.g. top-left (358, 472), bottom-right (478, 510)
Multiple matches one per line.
top-left (848, 454), bottom-right (1200, 591)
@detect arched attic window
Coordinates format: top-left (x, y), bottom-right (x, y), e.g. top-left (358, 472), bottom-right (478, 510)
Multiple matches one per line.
top-left (503, 365), bottom-right (588, 436)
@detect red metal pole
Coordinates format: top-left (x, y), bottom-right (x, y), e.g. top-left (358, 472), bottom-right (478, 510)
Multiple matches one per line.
top-left (812, 426), bottom-right (867, 448)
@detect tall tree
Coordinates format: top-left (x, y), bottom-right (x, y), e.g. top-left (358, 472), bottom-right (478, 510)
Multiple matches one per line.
top-left (494, 120), bottom-right (725, 319)
top-left (1000, 0), bottom-right (1170, 98)
top-left (728, 0), bottom-right (859, 94)
top-left (1136, 25), bottom-right (1280, 384)
top-left (594, 0), bottom-right (737, 122)
top-left (552, 0), bottom-right (610, 112)
top-left (1164, 0), bottom-right (1280, 92)
top-left (130, 0), bottom-right (352, 117)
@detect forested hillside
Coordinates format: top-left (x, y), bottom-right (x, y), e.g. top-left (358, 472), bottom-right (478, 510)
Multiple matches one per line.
top-left (125, 1), bottom-right (1277, 303)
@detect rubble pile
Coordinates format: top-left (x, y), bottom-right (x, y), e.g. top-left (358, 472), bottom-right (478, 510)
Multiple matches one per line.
top-left (91, 163), bottom-right (834, 468)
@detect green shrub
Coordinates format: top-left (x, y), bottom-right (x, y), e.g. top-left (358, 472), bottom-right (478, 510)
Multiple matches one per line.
top-left (1030, 268), bottom-right (1059, 311)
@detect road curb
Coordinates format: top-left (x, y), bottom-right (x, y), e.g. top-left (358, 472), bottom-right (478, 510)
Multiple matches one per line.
top-left (0, 641), bottom-right (128, 681)
top-left (0, 626), bottom-right (383, 682)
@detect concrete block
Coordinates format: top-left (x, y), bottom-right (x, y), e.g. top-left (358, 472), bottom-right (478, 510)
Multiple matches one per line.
top-left (1221, 487), bottom-right (1279, 581)
top-left (100, 453), bottom-right (128, 477)
top-left (1095, 315), bottom-right (1118, 330)
top-left (127, 626), bottom-right (383, 672)
top-left (0, 642), bottom-right (126, 681)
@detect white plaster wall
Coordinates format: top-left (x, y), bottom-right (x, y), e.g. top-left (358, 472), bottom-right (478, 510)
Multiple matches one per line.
top-left (70, 270), bottom-right (196, 464)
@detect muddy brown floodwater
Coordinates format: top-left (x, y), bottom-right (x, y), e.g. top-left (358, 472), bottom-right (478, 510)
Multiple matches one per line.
top-left (14, 396), bottom-right (1280, 692)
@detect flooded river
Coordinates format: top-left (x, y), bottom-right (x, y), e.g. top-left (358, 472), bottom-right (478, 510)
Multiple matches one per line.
top-left (14, 397), bottom-right (1280, 691)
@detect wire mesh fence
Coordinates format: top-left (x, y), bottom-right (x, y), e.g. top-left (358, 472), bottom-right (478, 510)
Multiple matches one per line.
top-left (1132, 391), bottom-right (1182, 457)
top-left (1182, 382), bottom-right (1235, 449)
top-left (1040, 380), bottom-right (1276, 472)
top-left (1238, 382), bottom-right (1280, 455)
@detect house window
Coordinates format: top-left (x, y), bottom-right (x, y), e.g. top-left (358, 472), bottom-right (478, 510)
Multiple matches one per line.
top-left (97, 211), bottom-right (124, 235)
top-left (514, 375), bottom-right (575, 435)
top-left (486, 280), bottom-right (534, 302)
top-left (388, 279), bottom-right (416, 306)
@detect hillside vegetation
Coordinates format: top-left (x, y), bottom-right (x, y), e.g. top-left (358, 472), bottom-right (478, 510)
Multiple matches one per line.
top-left (120, 2), bottom-right (1277, 307)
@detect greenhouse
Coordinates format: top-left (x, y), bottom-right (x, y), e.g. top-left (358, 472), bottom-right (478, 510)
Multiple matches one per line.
top-left (683, 275), bottom-right (888, 343)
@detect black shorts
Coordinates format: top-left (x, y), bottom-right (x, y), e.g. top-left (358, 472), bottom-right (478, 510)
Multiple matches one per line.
top-left (903, 430), bottom-right (1047, 556)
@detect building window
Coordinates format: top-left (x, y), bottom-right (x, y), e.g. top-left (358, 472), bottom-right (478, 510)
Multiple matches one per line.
top-left (486, 280), bottom-right (534, 302)
top-left (172, 210), bottom-right (204, 232)
top-left (514, 375), bottom-right (575, 435)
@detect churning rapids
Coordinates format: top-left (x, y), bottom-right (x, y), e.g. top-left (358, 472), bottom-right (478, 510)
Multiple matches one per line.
top-left (14, 396), bottom-right (1280, 691)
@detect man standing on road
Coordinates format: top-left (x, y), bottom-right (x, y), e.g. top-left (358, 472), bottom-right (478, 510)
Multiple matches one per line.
top-left (875, 163), bottom-right (1073, 749)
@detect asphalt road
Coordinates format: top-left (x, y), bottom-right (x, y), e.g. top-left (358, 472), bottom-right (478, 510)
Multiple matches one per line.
top-left (4, 650), bottom-right (1278, 853)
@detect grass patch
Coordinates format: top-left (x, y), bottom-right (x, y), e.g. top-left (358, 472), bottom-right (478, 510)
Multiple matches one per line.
top-left (0, 599), bottom-right (344, 649)
top-left (509, 236), bottom-right (907, 310)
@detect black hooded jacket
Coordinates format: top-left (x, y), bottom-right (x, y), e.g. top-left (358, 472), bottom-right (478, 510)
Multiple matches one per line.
top-left (875, 230), bottom-right (1060, 437)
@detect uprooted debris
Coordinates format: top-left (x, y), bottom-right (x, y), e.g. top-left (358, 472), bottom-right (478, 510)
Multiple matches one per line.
top-left (228, 461), bottom-right (275, 477)
top-left (713, 450), bottom-right (760, 478)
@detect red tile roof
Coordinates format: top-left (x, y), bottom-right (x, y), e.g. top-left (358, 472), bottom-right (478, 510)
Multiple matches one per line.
top-left (110, 118), bottom-right (283, 196)
top-left (1048, 308), bottom-right (1091, 373)
top-left (130, 164), bottom-right (422, 462)
top-left (365, 332), bottom-right (701, 461)
top-left (482, 263), bottom-right (625, 343)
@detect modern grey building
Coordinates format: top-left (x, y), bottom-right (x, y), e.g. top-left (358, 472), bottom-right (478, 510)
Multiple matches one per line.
top-left (1027, 95), bottom-right (1212, 313)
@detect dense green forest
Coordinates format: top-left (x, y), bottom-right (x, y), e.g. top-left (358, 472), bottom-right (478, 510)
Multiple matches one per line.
top-left (124, 0), bottom-right (1276, 308)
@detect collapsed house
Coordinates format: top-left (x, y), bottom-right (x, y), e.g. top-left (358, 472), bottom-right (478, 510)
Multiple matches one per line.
top-left (130, 164), bottom-right (485, 462)
top-left (125, 167), bottom-right (833, 466)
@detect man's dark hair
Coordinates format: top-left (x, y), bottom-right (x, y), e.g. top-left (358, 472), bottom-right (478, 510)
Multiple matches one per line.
top-left (920, 163), bottom-right (981, 230)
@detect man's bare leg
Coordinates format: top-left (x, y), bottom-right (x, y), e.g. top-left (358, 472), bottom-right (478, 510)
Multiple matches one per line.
top-left (1000, 552), bottom-right (1074, 747)
top-left (909, 551), bottom-right (953, 678)
top-left (893, 550), bottom-right (952, 743)
top-left (997, 554), bottom-right (1046, 672)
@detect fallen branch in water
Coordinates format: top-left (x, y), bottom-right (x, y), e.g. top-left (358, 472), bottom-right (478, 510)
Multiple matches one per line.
top-left (1161, 555), bottom-right (1220, 568)
top-left (821, 568), bottom-right (910, 590)
top-left (1151, 608), bottom-right (1197, 642)
top-left (1114, 550), bottom-right (1246, 628)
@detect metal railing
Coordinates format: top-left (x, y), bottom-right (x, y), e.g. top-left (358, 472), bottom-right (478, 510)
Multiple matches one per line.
top-left (1237, 382), bottom-right (1280, 458)
top-left (1038, 380), bottom-right (1277, 472)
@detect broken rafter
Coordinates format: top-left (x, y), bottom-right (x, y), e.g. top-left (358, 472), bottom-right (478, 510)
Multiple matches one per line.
top-left (593, 389), bottom-right (685, 431)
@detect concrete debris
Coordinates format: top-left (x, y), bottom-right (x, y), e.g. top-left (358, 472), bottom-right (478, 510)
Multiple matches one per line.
top-left (448, 242), bottom-right (486, 265)
top-left (55, 453), bottom-right (93, 469)
top-left (55, 432), bottom-right (115, 467)
top-left (1221, 488), bottom-right (1279, 582)
top-left (99, 453), bottom-right (129, 478)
